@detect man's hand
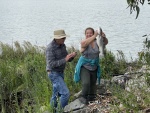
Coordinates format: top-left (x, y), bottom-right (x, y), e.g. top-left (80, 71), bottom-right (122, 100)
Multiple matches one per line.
top-left (47, 70), bottom-right (50, 75)
top-left (65, 53), bottom-right (74, 62)
top-left (71, 52), bottom-right (77, 57)
top-left (65, 52), bottom-right (77, 62)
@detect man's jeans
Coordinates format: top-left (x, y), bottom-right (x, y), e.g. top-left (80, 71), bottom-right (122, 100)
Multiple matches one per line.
top-left (48, 71), bottom-right (70, 108)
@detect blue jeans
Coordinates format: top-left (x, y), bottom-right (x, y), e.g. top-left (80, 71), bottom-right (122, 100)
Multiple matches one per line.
top-left (48, 71), bottom-right (70, 108)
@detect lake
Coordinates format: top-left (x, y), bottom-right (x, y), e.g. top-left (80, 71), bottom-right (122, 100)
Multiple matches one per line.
top-left (0, 0), bottom-right (150, 60)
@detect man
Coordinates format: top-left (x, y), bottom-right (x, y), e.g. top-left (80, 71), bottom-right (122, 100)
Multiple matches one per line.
top-left (46, 29), bottom-right (76, 110)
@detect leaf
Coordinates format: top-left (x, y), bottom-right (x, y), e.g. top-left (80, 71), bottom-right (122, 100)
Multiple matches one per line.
top-left (127, 0), bottom-right (131, 4)
top-left (142, 35), bottom-right (147, 37)
top-left (131, 0), bottom-right (134, 3)
top-left (126, 4), bottom-right (130, 9)
top-left (140, 0), bottom-right (145, 5)
top-left (142, 0), bottom-right (145, 4)
top-left (130, 5), bottom-right (133, 14)
top-left (135, 5), bottom-right (140, 19)
top-left (13, 84), bottom-right (26, 92)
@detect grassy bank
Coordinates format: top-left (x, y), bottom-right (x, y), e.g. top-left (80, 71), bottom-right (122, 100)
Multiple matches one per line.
top-left (0, 40), bottom-right (149, 113)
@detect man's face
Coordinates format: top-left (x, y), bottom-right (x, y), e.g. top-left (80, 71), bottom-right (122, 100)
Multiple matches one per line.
top-left (56, 37), bottom-right (66, 45)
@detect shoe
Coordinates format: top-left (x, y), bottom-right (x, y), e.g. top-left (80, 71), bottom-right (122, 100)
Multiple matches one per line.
top-left (87, 94), bottom-right (96, 101)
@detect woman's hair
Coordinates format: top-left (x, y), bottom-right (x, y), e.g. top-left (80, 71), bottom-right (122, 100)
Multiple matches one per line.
top-left (85, 27), bottom-right (94, 34)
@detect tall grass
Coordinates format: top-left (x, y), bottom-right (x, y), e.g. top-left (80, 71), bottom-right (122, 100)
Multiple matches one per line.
top-left (109, 37), bottom-right (150, 112)
top-left (0, 41), bottom-right (51, 113)
top-left (0, 40), bottom-right (149, 113)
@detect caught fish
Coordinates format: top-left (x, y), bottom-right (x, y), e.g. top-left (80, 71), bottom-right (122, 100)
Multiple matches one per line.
top-left (96, 27), bottom-right (105, 58)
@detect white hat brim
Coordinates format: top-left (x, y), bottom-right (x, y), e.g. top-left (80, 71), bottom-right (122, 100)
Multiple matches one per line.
top-left (53, 35), bottom-right (70, 39)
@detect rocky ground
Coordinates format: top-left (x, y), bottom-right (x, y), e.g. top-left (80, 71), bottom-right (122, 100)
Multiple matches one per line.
top-left (42, 65), bottom-right (150, 113)
top-left (63, 65), bottom-right (150, 113)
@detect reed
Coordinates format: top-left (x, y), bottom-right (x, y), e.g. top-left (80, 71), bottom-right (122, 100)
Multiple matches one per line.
top-left (0, 41), bottom-right (50, 112)
top-left (0, 40), bottom-right (149, 113)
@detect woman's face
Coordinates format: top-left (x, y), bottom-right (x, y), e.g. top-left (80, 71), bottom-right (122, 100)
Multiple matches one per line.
top-left (85, 29), bottom-right (94, 39)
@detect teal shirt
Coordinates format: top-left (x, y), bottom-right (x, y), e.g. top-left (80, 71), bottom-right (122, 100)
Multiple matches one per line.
top-left (74, 56), bottom-right (101, 84)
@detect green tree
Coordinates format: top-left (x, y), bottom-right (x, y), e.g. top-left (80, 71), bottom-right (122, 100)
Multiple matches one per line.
top-left (127, 0), bottom-right (150, 19)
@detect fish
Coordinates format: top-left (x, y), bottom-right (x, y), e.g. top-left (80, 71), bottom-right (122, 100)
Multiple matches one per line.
top-left (96, 27), bottom-right (105, 58)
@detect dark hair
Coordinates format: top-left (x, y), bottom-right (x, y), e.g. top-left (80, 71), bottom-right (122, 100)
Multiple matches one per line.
top-left (85, 27), bottom-right (94, 34)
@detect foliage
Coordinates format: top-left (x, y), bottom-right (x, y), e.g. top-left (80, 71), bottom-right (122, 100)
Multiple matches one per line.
top-left (109, 84), bottom-right (150, 112)
top-left (1, 41), bottom-right (149, 113)
top-left (0, 41), bottom-right (50, 113)
top-left (65, 46), bottom-right (82, 101)
top-left (138, 35), bottom-right (150, 64)
top-left (100, 50), bottom-right (128, 79)
top-left (138, 34), bottom-right (150, 85)
top-left (126, 0), bottom-right (150, 19)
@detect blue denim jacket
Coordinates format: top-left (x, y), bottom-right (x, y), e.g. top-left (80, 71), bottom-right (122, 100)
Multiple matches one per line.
top-left (74, 56), bottom-right (101, 84)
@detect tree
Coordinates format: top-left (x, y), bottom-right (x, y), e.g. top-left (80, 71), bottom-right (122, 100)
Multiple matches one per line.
top-left (127, 0), bottom-right (150, 19)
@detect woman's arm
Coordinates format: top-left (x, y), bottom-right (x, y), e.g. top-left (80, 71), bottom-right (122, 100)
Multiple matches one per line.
top-left (81, 32), bottom-right (98, 48)
top-left (80, 31), bottom-right (98, 52)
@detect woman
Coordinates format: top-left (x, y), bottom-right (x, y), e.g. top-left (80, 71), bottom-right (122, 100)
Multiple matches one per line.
top-left (74, 27), bottom-right (108, 104)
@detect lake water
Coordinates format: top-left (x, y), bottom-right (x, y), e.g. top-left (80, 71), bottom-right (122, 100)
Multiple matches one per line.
top-left (0, 0), bottom-right (150, 60)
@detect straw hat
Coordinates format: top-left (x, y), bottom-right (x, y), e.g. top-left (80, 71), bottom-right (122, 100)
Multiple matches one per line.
top-left (53, 29), bottom-right (69, 39)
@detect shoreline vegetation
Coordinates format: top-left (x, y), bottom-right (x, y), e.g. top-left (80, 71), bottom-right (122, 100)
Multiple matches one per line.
top-left (0, 40), bottom-right (150, 113)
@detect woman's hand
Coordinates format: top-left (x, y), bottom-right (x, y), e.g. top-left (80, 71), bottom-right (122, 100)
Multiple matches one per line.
top-left (101, 32), bottom-right (106, 38)
top-left (94, 30), bottom-right (99, 37)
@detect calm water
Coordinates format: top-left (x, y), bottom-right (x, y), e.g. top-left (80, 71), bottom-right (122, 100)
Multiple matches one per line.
top-left (0, 0), bottom-right (150, 60)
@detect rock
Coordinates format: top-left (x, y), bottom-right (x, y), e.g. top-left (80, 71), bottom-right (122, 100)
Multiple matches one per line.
top-left (70, 107), bottom-right (92, 113)
top-left (138, 65), bottom-right (150, 73)
top-left (74, 90), bottom-right (82, 99)
top-left (144, 108), bottom-right (150, 113)
top-left (43, 111), bottom-right (51, 113)
top-left (125, 75), bottom-right (149, 105)
top-left (96, 79), bottom-right (111, 95)
top-left (145, 88), bottom-right (150, 93)
top-left (124, 72), bottom-right (143, 79)
top-left (96, 85), bottom-right (107, 95)
top-left (125, 76), bottom-right (148, 93)
top-left (68, 71), bottom-right (149, 113)
top-left (111, 75), bottom-right (131, 88)
top-left (99, 79), bottom-right (111, 87)
top-left (64, 97), bottom-right (86, 113)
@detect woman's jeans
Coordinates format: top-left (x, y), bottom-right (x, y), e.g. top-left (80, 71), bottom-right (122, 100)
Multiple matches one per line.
top-left (48, 71), bottom-right (70, 108)
top-left (80, 67), bottom-right (97, 101)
